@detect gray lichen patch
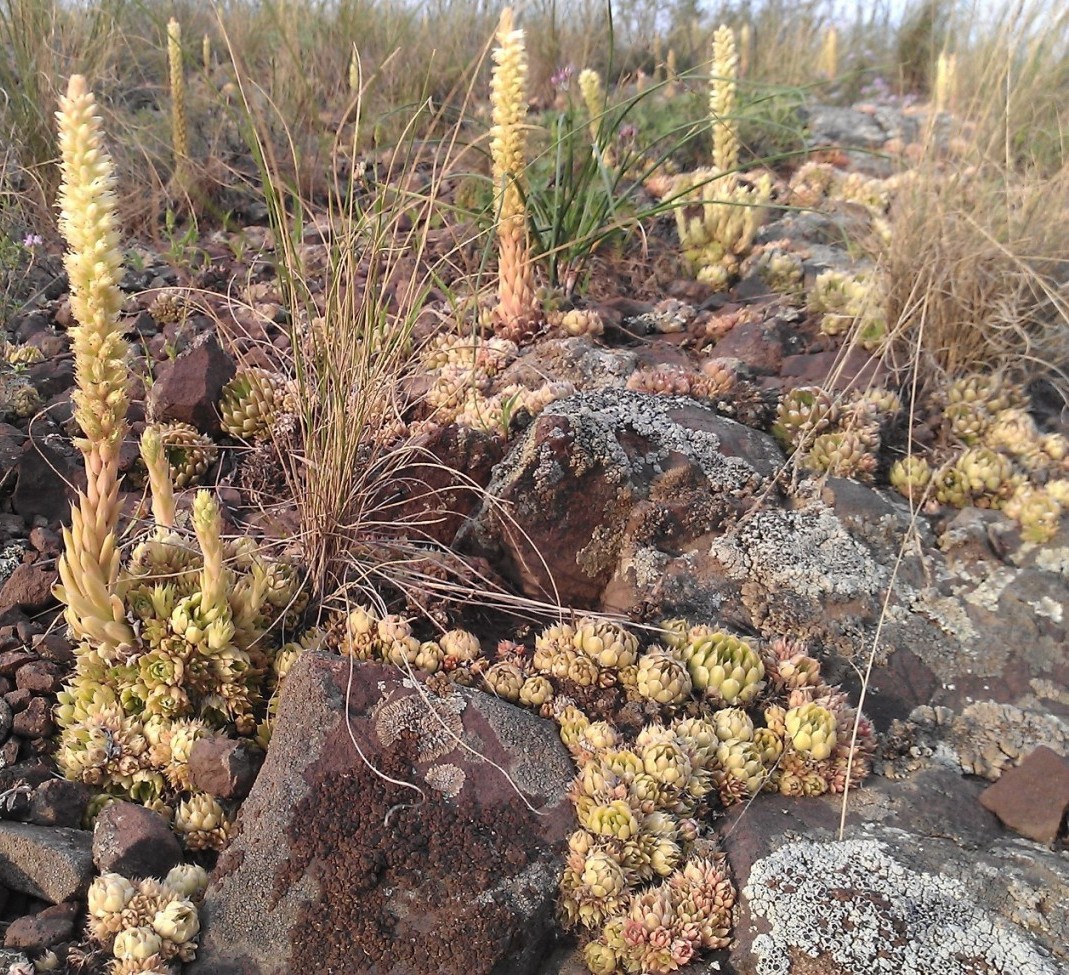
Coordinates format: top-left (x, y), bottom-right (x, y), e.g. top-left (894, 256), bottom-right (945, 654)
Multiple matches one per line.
top-left (372, 690), bottom-right (467, 764)
top-left (708, 502), bottom-right (885, 602)
top-left (744, 836), bottom-right (1061, 975)
top-left (949, 701), bottom-right (1069, 780)
top-left (541, 390), bottom-right (771, 489)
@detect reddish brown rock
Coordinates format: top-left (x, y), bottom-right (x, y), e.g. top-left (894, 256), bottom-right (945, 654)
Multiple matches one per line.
top-left (187, 653), bottom-right (575, 975)
top-left (29, 779), bottom-right (90, 829)
top-left (11, 697), bottom-right (52, 738)
top-left (979, 746), bottom-right (1069, 845)
top-left (391, 423), bottom-right (506, 546)
top-left (3, 901), bottom-right (79, 950)
top-left (147, 331), bottom-right (236, 435)
top-left (707, 317), bottom-right (786, 375)
top-left (459, 390), bottom-right (778, 607)
top-left (0, 563), bottom-right (56, 615)
top-left (92, 801), bottom-right (183, 879)
top-left (781, 345), bottom-right (892, 391)
top-left (0, 651), bottom-right (37, 677)
top-left (15, 660), bottom-right (63, 695)
top-left (188, 736), bottom-right (262, 801)
top-left (30, 633), bottom-right (75, 666)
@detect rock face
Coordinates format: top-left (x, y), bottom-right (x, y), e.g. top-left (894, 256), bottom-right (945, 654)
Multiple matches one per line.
top-left (189, 653), bottom-right (576, 975)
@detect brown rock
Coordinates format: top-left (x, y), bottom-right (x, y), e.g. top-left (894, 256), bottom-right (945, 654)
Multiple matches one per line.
top-left (188, 736), bottom-right (262, 801)
top-left (30, 633), bottom-right (75, 666)
top-left (708, 317), bottom-right (786, 375)
top-left (0, 651), bottom-right (37, 677)
top-left (4, 687), bottom-right (31, 711)
top-left (781, 345), bottom-right (892, 391)
top-left (979, 746), bottom-right (1069, 845)
top-left (0, 563), bottom-right (56, 615)
top-left (0, 823), bottom-right (94, 902)
top-left (0, 740), bottom-right (20, 768)
top-left (187, 654), bottom-right (575, 975)
top-left (92, 801), bottom-right (183, 879)
top-left (12, 697), bottom-right (54, 738)
top-left (29, 779), bottom-right (90, 829)
top-left (459, 390), bottom-right (779, 607)
top-left (147, 331), bottom-right (236, 434)
top-left (3, 901), bottom-right (79, 950)
top-left (391, 424), bottom-right (506, 546)
top-left (12, 430), bottom-right (84, 524)
top-left (15, 660), bottom-right (63, 695)
top-left (28, 527), bottom-right (61, 558)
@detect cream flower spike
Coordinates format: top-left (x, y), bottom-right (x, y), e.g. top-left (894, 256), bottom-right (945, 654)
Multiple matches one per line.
top-left (53, 75), bottom-right (136, 659)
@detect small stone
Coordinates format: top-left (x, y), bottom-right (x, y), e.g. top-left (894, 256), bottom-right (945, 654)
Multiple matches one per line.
top-left (0, 740), bottom-right (20, 768)
top-left (5, 688), bottom-right (32, 712)
top-left (0, 697), bottom-right (12, 743)
top-left (12, 697), bottom-right (54, 738)
top-left (147, 331), bottom-right (236, 434)
top-left (3, 901), bottom-right (79, 950)
top-left (0, 823), bottom-right (94, 902)
top-left (15, 660), bottom-right (63, 695)
top-left (0, 651), bottom-right (37, 677)
top-left (188, 736), bottom-right (262, 801)
top-left (29, 780), bottom-right (90, 829)
top-left (92, 801), bottom-right (183, 879)
top-left (27, 527), bottom-right (61, 557)
top-left (30, 633), bottom-right (75, 666)
top-left (979, 746), bottom-right (1069, 845)
top-left (0, 563), bottom-right (56, 615)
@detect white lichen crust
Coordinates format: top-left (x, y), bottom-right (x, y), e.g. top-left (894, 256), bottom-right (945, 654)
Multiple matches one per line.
top-left (744, 836), bottom-right (1061, 975)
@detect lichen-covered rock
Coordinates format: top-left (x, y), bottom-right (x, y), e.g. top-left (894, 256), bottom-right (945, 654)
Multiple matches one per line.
top-left (743, 834), bottom-right (1063, 975)
top-left (459, 390), bottom-right (780, 607)
top-left (718, 769), bottom-right (1068, 975)
top-left (187, 653), bottom-right (575, 975)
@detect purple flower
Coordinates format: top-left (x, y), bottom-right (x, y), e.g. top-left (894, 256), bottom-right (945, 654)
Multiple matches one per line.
top-left (618, 123), bottom-right (638, 144)
top-left (21, 234), bottom-right (42, 249)
top-left (551, 64), bottom-right (575, 89)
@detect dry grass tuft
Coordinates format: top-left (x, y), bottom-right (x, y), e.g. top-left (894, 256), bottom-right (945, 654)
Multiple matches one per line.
top-left (883, 162), bottom-right (1069, 391)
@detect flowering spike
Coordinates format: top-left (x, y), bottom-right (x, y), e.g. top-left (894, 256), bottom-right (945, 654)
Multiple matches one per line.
top-left (489, 7), bottom-right (539, 339)
top-left (53, 75), bottom-right (135, 659)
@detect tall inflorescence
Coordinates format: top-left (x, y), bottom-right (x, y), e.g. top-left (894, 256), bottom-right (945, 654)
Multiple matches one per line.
top-left (819, 25), bottom-right (838, 80)
top-left (53, 75), bottom-right (136, 662)
top-left (489, 6), bottom-right (539, 342)
top-left (709, 24), bottom-right (738, 176)
top-left (673, 23), bottom-right (771, 290)
top-left (933, 50), bottom-right (957, 113)
top-left (168, 19), bottom-right (189, 183)
top-left (578, 68), bottom-right (606, 147)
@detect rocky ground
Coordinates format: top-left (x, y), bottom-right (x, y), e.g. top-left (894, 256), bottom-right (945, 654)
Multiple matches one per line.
top-left (0, 98), bottom-right (1066, 975)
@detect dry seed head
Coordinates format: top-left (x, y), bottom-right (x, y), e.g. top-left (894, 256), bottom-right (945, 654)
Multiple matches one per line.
top-left (934, 50), bottom-right (957, 112)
